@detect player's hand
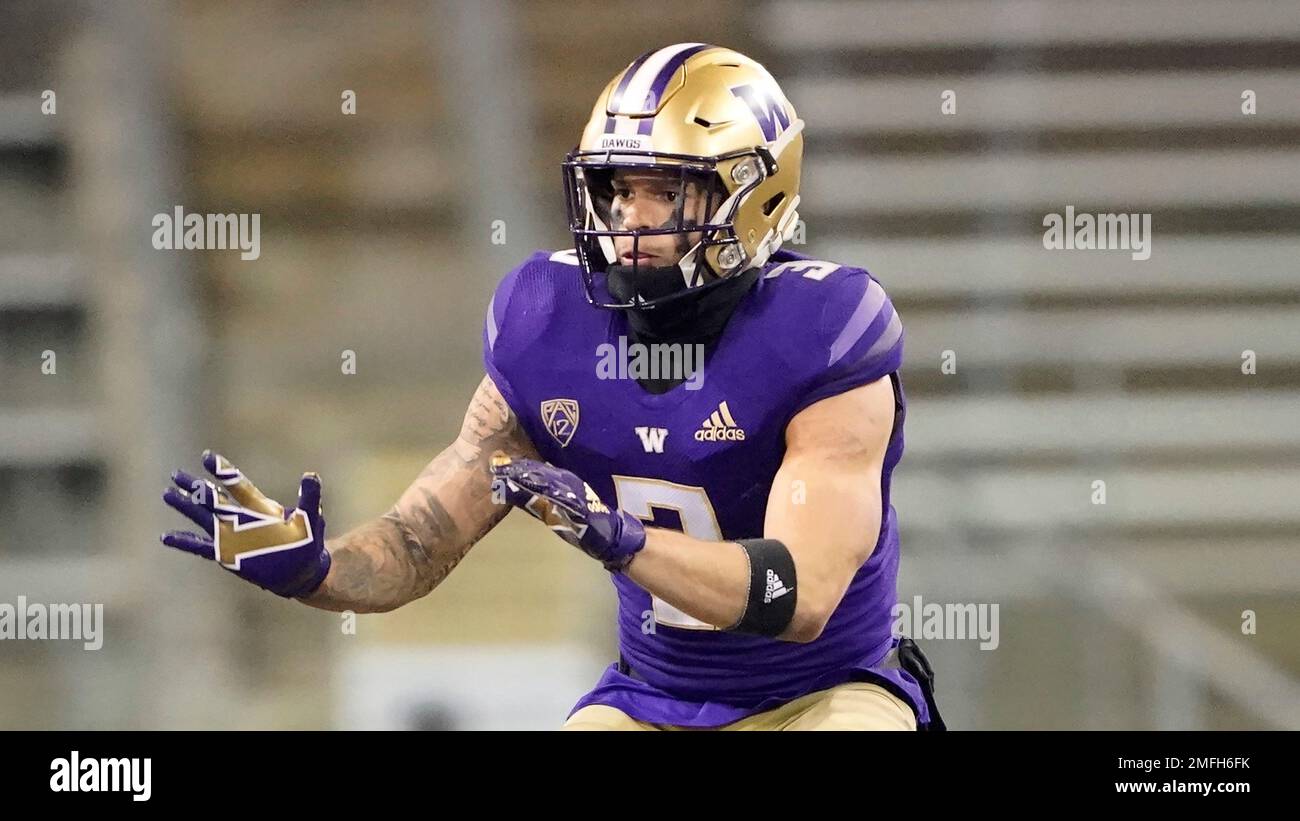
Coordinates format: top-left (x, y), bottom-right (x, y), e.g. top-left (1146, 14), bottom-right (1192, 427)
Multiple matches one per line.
top-left (489, 453), bottom-right (645, 572)
top-left (161, 450), bottom-right (332, 598)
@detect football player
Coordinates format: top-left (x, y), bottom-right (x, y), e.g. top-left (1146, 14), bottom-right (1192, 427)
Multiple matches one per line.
top-left (162, 43), bottom-right (944, 731)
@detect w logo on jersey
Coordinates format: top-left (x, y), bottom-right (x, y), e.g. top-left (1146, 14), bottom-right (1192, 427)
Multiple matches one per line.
top-left (730, 84), bottom-right (791, 142)
top-left (634, 426), bottom-right (668, 453)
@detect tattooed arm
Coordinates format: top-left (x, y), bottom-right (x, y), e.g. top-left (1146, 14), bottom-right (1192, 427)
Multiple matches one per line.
top-left (299, 375), bottom-right (539, 613)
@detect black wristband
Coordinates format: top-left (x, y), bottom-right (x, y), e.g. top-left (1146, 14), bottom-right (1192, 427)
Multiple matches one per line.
top-left (727, 538), bottom-right (797, 637)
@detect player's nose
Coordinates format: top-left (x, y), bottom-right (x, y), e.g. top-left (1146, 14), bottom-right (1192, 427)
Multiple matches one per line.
top-left (621, 191), bottom-right (670, 231)
top-left (620, 202), bottom-right (653, 230)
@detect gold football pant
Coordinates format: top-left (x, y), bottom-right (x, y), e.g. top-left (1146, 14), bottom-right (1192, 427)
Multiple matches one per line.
top-left (563, 681), bottom-right (916, 730)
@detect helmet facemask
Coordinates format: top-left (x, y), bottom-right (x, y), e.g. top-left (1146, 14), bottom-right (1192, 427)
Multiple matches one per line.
top-left (562, 148), bottom-right (768, 311)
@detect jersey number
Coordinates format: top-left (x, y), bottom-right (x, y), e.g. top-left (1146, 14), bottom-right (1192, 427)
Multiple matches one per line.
top-left (611, 475), bottom-right (723, 631)
top-left (764, 259), bottom-right (839, 281)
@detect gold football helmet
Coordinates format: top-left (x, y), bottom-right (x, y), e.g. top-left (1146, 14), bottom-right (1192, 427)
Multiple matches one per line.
top-left (562, 43), bottom-right (804, 309)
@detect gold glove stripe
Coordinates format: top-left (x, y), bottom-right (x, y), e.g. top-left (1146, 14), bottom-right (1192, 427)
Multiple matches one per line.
top-left (211, 454), bottom-right (285, 518)
top-left (200, 455), bottom-right (316, 567)
top-left (214, 507), bottom-right (314, 568)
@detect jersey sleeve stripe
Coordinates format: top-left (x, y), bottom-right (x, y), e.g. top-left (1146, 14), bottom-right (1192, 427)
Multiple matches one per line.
top-left (827, 278), bottom-right (888, 368)
top-left (863, 309), bottom-right (903, 363)
top-left (485, 293), bottom-right (499, 351)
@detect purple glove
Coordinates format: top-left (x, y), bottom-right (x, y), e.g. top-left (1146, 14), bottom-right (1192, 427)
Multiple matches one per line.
top-left (489, 453), bottom-right (646, 572)
top-left (161, 450), bottom-right (331, 598)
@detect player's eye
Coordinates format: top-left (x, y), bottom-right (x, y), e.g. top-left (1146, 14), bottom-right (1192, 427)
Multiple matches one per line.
top-left (611, 186), bottom-right (631, 200)
top-left (660, 190), bottom-right (679, 203)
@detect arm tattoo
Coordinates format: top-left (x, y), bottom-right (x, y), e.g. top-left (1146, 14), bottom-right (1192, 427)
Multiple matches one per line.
top-left (301, 375), bottom-right (538, 612)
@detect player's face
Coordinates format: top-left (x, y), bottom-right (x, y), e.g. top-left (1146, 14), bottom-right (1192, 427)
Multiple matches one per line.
top-left (609, 168), bottom-right (711, 267)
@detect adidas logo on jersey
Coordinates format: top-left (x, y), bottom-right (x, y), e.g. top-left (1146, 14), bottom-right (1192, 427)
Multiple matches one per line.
top-left (694, 401), bottom-right (746, 441)
top-left (764, 569), bottom-right (790, 603)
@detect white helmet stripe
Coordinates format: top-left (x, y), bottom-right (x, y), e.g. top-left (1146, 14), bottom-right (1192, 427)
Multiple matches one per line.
top-left (610, 42), bottom-right (707, 135)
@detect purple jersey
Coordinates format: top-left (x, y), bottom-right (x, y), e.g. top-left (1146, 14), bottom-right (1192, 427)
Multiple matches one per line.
top-left (483, 247), bottom-right (928, 727)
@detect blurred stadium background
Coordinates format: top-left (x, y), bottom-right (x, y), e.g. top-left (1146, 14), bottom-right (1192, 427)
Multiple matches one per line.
top-left (1, 0), bottom-right (1297, 730)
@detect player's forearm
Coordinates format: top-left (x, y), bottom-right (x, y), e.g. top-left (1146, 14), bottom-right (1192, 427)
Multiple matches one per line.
top-left (298, 515), bottom-right (437, 613)
top-left (300, 455), bottom-right (502, 613)
top-left (300, 377), bottom-right (534, 613)
top-left (626, 525), bottom-right (863, 642)
top-left (624, 529), bottom-right (750, 630)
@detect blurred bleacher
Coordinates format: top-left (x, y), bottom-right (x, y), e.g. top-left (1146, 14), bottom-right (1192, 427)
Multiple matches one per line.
top-left (760, 0), bottom-right (1300, 728)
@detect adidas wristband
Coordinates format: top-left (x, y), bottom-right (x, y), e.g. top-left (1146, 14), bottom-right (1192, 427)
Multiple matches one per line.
top-left (727, 538), bottom-right (797, 638)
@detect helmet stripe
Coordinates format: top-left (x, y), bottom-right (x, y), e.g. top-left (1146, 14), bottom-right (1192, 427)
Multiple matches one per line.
top-left (604, 49), bottom-right (656, 132)
top-left (636, 43), bottom-right (713, 135)
top-left (605, 43), bottom-right (710, 135)
top-left (641, 43), bottom-right (712, 111)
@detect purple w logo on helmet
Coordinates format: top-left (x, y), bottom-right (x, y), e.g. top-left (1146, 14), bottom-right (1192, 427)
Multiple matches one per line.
top-left (730, 84), bottom-right (791, 142)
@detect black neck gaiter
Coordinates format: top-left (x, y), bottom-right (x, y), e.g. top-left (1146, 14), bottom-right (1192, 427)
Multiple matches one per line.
top-left (618, 266), bottom-right (761, 394)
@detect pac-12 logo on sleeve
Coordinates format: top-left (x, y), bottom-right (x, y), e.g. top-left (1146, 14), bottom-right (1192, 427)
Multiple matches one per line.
top-left (541, 398), bottom-right (580, 447)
